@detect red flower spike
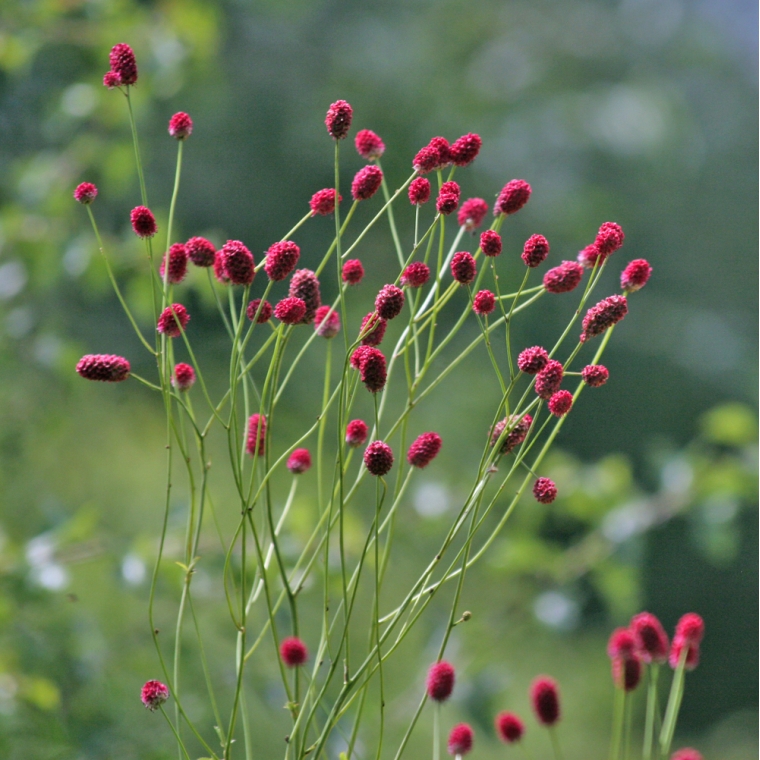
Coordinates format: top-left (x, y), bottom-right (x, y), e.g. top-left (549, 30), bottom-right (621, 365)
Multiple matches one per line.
top-left (578, 243), bottom-right (602, 269)
top-left (355, 129), bottom-right (385, 160)
top-left (247, 299), bottom-right (273, 324)
top-left (630, 612), bottom-right (669, 664)
top-left (280, 636), bottom-right (308, 666)
top-left (375, 284), bottom-right (405, 320)
top-left (595, 222), bottom-right (625, 257)
top-left (141, 680), bottom-right (168, 711)
top-left (407, 432), bottom-right (442, 468)
top-left (289, 269), bottom-right (321, 324)
top-left (580, 295), bottom-right (628, 342)
top-left (494, 179), bottom-right (531, 216)
top-left (428, 137), bottom-right (452, 168)
top-left (533, 477), bottom-right (557, 504)
top-left (352, 165), bottom-right (383, 201)
top-left (401, 262), bottom-right (430, 288)
top-left (621, 259), bottom-right (652, 293)
top-left (342, 259), bottom-right (364, 285)
top-left (221, 240), bottom-right (255, 286)
top-left (103, 71), bottom-right (121, 89)
top-left (436, 181), bottom-right (461, 215)
top-left (669, 638), bottom-right (700, 671)
top-left (522, 234), bottom-right (550, 268)
top-left (287, 448), bottom-right (312, 475)
top-left (491, 415), bottom-right (532, 455)
top-left (325, 100), bottom-right (353, 140)
top-left (130, 206), bottom-right (157, 238)
top-left (265, 241), bottom-right (300, 282)
top-left (496, 712), bottom-right (524, 744)
top-left (447, 723), bottom-right (473, 756)
top-left (450, 133), bottom-right (482, 167)
top-left (309, 188), bottom-right (341, 216)
top-left (408, 176), bottom-right (431, 204)
top-left (544, 261), bottom-right (584, 293)
top-left (350, 346), bottom-right (371, 370)
top-left (160, 243), bottom-right (189, 284)
top-left (518, 346), bottom-right (549, 375)
top-left (246, 413), bottom-right (266, 457)
top-left (535, 359), bottom-right (563, 400)
top-left (451, 251), bottom-right (476, 285)
top-left (480, 229), bottom-right (502, 257)
top-left (458, 198), bottom-right (489, 231)
top-left (612, 654), bottom-right (643, 692)
top-left (426, 661), bottom-right (455, 702)
top-left (359, 312), bottom-right (387, 346)
top-left (359, 347), bottom-right (387, 393)
top-left (608, 628), bottom-right (638, 659)
top-left (674, 613), bottom-right (704, 646)
top-left (275, 297), bottom-right (307, 325)
top-left (345, 419), bottom-right (369, 447)
top-left (157, 304), bottom-right (190, 338)
top-left (364, 440), bottom-right (393, 476)
top-left (168, 112), bottom-right (193, 140)
top-left (74, 182), bottom-right (97, 204)
top-left (186, 237), bottom-right (216, 267)
top-left (213, 250), bottom-right (230, 284)
top-left (172, 363), bottom-right (195, 392)
top-left (530, 676), bottom-right (561, 726)
top-left (314, 305), bottom-right (341, 338)
top-left (412, 145), bottom-right (440, 175)
top-left (109, 43), bottom-right (138, 86)
top-left (582, 364), bottom-right (609, 387)
top-left (671, 749), bottom-right (703, 760)
top-left (548, 390), bottom-right (573, 417)
top-left (473, 289), bottom-right (496, 316)
top-left (76, 354), bottom-right (130, 382)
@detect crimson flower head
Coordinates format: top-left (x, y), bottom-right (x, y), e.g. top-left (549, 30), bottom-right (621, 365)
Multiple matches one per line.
top-left (436, 181), bottom-right (461, 215)
top-left (408, 177), bottom-right (431, 205)
top-left (141, 680), bottom-right (168, 711)
top-left (265, 241), bottom-right (300, 282)
top-left (522, 234), bottom-right (550, 268)
top-left (109, 43), bottom-right (138, 86)
top-left (533, 477), bottom-right (557, 504)
top-left (157, 303), bottom-right (190, 338)
top-left (496, 712), bottom-right (524, 744)
top-left (458, 198), bottom-right (489, 231)
top-left (364, 440), bottom-right (393, 476)
top-left (74, 182), bottom-right (98, 204)
top-left (76, 354), bottom-right (130, 382)
top-left (669, 637), bottom-right (700, 671)
top-left (450, 133), bottom-right (482, 167)
top-left (342, 259), bottom-right (364, 285)
top-left (280, 636), bottom-right (308, 666)
top-left (275, 297), bottom-right (307, 325)
top-left (630, 612), bottom-right (669, 664)
top-left (530, 676), bottom-right (560, 726)
top-left (186, 237), bottom-right (216, 267)
top-left (359, 347), bottom-right (387, 393)
top-left (172, 363), bottom-right (196, 392)
top-left (160, 243), bottom-right (189, 284)
top-left (246, 413), bottom-right (266, 456)
top-left (491, 414), bottom-right (532, 455)
top-left (578, 243), bottom-right (602, 269)
top-left (310, 188), bottom-right (341, 216)
top-left (621, 259), bottom-right (652, 293)
top-left (314, 305), bottom-right (341, 338)
top-left (401, 262), bottom-right (430, 288)
top-left (480, 230), bottom-right (502, 257)
top-left (247, 298), bottom-right (273, 324)
top-left (473, 289), bottom-right (496, 316)
top-left (103, 71), bottom-right (121, 89)
top-left (426, 660), bottom-right (455, 702)
top-left (168, 112), bottom-right (193, 140)
top-left (495, 179), bottom-right (531, 216)
top-left (359, 312), bottom-right (387, 346)
top-left (595, 221), bottom-right (625, 256)
top-left (355, 129), bottom-right (385, 160)
top-left (518, 346), bottom-right (549, 375)
top-left (580, 295), bottom-right (628, 342)
top-left (287, 448), bottom-right (312, 475)
top-left (221, 240), bottom-right (255, 285)
top-left (582, 364), bottom-right (609, 387)
top-left (548, 390), bottom-right (573, 417)
top-left (412, 145), bottom-right (439, 174)
top-left (352, 165), bottom-right (383, 201)
top-left (612, 655), bottom-right (643, 692)
top-left (407, 432), bottom-right (442, 468)
top-left (535, 359), bottom-right (563, 400)
top-left (213, 251), bottom-right (230, 284)
top-left (346, 419), bottom-right (368, 447)
top-left (451, 251), bottom-right (476, 285)
top-left (375, 284), bottom-right (405, 320)
top-left (447, 723), bottom-right (473, 756)
top-left (325, 100), bottom-right (353, 139)
top-left (131, 206), bottom-right (157, 238)
top-left (289, 269), bottom-right (321, 323)
top-left (670, 749), bottom-right (703, 760)
top-left (674, 613), bottom-right (704, 646)
top-left (544, 261), bottom-right (584, 293)
top-left (608, 628), bottom-right (638, 660)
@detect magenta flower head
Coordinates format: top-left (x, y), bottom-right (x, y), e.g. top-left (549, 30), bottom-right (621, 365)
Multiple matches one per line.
top-left (221, 240), bottom-right (255, 286)
top-left (289, 269), bottom-right (321, 323)
top-left (480, 229), bottom-right (502, 257)
top-left (401, 262), bottom-right (430, 288)
top-left (186, 236), bottom-right (216, 267)
top-left (436, 181), bottom-right (461, 215)
top-left (518, 346), bottom-right (549, 375)
top-left (131, 206), bottom-right (157, 238)
top-left (342, 259), bottom-right (364, 285)
top-left (275, 297), bottom-right (307, 325)
top-left (352, 165), bottom-right (383, 201)
top-left (246, 413), bottom-right (266, 456)
top-left (346, 419), bottom-right (368, 448)
top-left (325, 100), bottom-right (353, 140)
top-left (608, 628), bottom-right (638, 660)
top-left (407, 432), bottom-right (442, 468)
top-left (522, 234), bottom-right (550, 268)
top-left (280, 636), bottom-right (308, 667)
top-left (630, 613), bottom-right (669, 664)
top-left (309, 188), bottom-right (341, 216)
top-left (495, 179), bottom-right (531, 216)
top-left (535, 359), bottom-right (563, 400)
top-left (287, 448), bottom-right (312, 475)
top-left (533, 477), bottom-right (557, 504)
top-left (612, 654), bottom-right (643, 692)
top-left (670, 749), bottom-right (703, 760)
top-left (580, 295), bottom-right (628, 342)
top-left (530, 676), bottom-right (560, 726)
top-left (74, 182), bottom-right (98, 204)
top-left (669, 637), bottom-right (700, 671)
top-left (496, 712), bottom-right (524, 744)
top-left (548, 390), bottom-right (573, 417)
top-left (168, 112), bottom-right (193, 140)
top-left (157, 303), bottom-right (190, 338)
top-left (355, 129), bottom-right (385, 160)
top-left (76, 354), bottom-right (130, 383)
top-left (160, 243), bottom-right (189, 284)
top-left (458, 198), bottom-right (489, 232)
top-left (544, 261), bottom-right (584, 294)
top-left (172, 362), bottom-right (196, 392)
top-left (375, 284), bottom-right (405, 320)
top-left (141, 680), bottom-right (168, 711)
top-left (359, 347), bottom-right (387, 393)
top-left (103, 71), bottom-right (121, 89)
top-left (447, 723), bottom-right (473, 756)
top-left (578, 243), bottom-right (602, 269)
top-left (450, 133), bottom-right (482, 167)
top-left (491, 414), bottom-right (532, 455)
top-left (473, 289), bottom-right (496, 316)
top-left (428, 136), bottom-right (452, 167)
top-left (314, 305), bottom-right (341, 338)
top-left (595, 221), bottom-right (625, 257)
top-left (408, 177), bottom-right (431, 205)
top-left (674, 613), bottom-right (704, 646)
top-left (582, 364), bottom-right (609, 387)
top-left (364, 440), bottom-right (393, 476)
top-left (265, 241), bottom-right (300, 282)
top-left (213, 251), bottom-right (230, 284)
top-left (451, 251), bottom-right (476, 285)
top-left (109, 43), bottom-right (138, 86)
top-left (413, 136), bottom-right (452, 174)
top-left (247, 298), bottom-right (273, 324)
top-left (621, 259), bottom-right (652, 293)
top-left (359, 312), bottom-right (387, 346)
top-left (426, 660), bottom-right (455, 702)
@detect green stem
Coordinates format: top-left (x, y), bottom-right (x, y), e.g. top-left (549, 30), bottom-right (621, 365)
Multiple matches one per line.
top-left (643, 664), bottom-right (659, 760)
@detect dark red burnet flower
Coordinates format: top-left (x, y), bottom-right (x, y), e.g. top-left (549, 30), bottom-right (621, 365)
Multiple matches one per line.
top-left (450, 133), bottom-right (482, 167)
top-left (530, 676), bottom-right (560, 726)
top-left (246, 413), bottom-right (266, 456)
top-left (578, 243), bottom-right (601, 269)
top-left (669, 637), bottom-right (700, 671)
top-left (495, 712), bottom-right (524, 744)
top-left (247, 298), bottom-right (273, 324)
top-left (580, 295), bottom-right (628, 343)
top-left (518, 346), bottom-right (549, 375)
top-left (160, 242), bottom-right (188, 284)
top-left (548, 390), bottom-right (573, 417)
top-left (495, 179), bottom-right (531, 216)
top-left (309, 188), bottom-right (341, 216)
top-left (582, 364), bottom-right (609, 387)
top-left (76, 354), bottom-right (130, 382)
top-left (346, 419), bottom-right (368, 447)
top-left (533, 477), bottom-right (557, 504)
top-left (355, 129), bottom-right (385, 160)
top-left (407, 432), bottom-right (442, 468)
top-left (287, 448), bottom-right (312, 474)
top-left (359, 312), bottom-right (387, 346)
top-left (412, 137), bottom-right (451, 174)
top-left (491, 414), bottom-right (532, 455)
top-left (314, 305), bottom-right (341, 338)
top-left (186, 236), bottom-right (216, 267)
top-left (131, 206), bottom-right (157, 238)
top-left (595, 221), bottom-right (625, 257)
top-left (213, 251), bottom-right (230, 284)
top-left (168, 112), bottom-right (193, 140)
top-left (109, 43), bottom-right (138, 86)
top-left (621, 258), bottom-right (652, 293)
top-left (480, 229), bottom-right (502, 257)
top-left (342, 259), bottom-right (364, 285)
top-left (350, 345), bottom-right (372, 371)
top-left (352, 165), bottom-right (383, 201)
top-left (220, 240), bottom-right (255, 286)
top-left (141, 680), bottom-right (168, 711)
top-left (426, 661), bottom-right (455, 702)
top-left (535, 359), bottom-right (563, 400)
top-left (458, 198), bottom-right (489, 231)
top-left (675, 613), bottom-right (704, 646)
top-left (280, 636), bottom-right (308, 666)
top-left (289, 269), bottom-right (321, 323)
top-left (630, 612), bottom-right (669, 664)
top-left (670, 749), bottom-right (703, 760)
top-left (544, 261), bottom-right (584, 293)
top-left (265, 241), bottom-right (300, 282)
top-left (359, 347), bottom-right (387, 393)
top-left (364, 440), bottom-right (393, 476)
top-left (451, 251), bottom-right (476, 285)
top-left (157, 303), bottom-right (190, 338)
top-left (275, 297), bottom-right (307, 325)
top-left (74, 182), bottom-right (97, 204)
top-left (522, 234), bottom-right (550, 268)
top-left (325, 100), bottom-right (353, 140)
top-left (608, 628), bottom-right (638, 660)
top-left (612, 654), bottom-right (643, 692)
top-left (473, 289), bottom-right (496, 316)
top-left (103, 71), bottom-right (121, 89)
top-left (408, 177), bottom-right (431, 205)
top-left (375, 284), bottom-right (405, 320)
top-left (401, 262), bottom-right (430, 288)
top-left (447, 723), bottom-right (473, 756)
top-left (436, 181), bottom-right (461, 215)
top-left (172, 362), bottom-right (195, 392)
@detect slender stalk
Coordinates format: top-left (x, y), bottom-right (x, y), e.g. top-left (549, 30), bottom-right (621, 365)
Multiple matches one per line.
top-left (643, 664), bottom-right (660, 760)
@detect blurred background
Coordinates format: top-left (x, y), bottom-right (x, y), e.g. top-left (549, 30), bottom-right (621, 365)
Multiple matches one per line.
top-left (0, 0), bottom-right (756, 758)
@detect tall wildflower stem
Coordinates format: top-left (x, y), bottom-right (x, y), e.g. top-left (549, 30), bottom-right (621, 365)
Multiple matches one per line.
top-left (659, 646), bottom-right (689, 757)
top-left (642, 664), bottom-right (660, 760)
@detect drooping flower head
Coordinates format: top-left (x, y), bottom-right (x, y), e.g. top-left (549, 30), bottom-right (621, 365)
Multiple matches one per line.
top-left (280, 636), bottom-right (308, 666)
top-left (325, 100), bottom-right (353, 139)
top-left (287, 448), bottom-right (312, 474)
top-left (408, 177), bottom-right (431, 205)
top-left (159, 243), bottom-right (188, 284)
top-left (494, 179), bottom-right (531, 216)
top-left (530, 676), bottom-right (560, 726)
top-left (345, 419), bottom-right (368, 448)
top-left (518, 346), bottom-right (549, 375)
top-left (342, 259), bottom-right (364, 285)
top-left (407, 432), bottom-right (442, 468)
top-left (246, 413), bottom-right (266, 456)
top-left (533, 477), bottom-right (557, 504)
top-left (140, 680), bottom-right (168, 711)
top-left (355, 129), bottom-right (385, 160)
top-left (359, 312), bottom-right (387, 346)
top-left (109, 43), bottom-right (138, 86)
top-left (289, 269), bottom-right (321, 324)
top-left (473, 289), bottom-right (496, 316)
top-left (495, 712), bottom-right (524, 744)
top-left (364, 440), bottom-right (393, 476)
top-left (314, 305), bottom-right (341, 338)
top-left (375, 284), bottom-right (405, 320)
top-left (458, 198), bottom-right (489, 231)
top-left (491, 414), bottom-right (532, 455)
top-left (401, 262), bottom-right (430, 288)
top-left (247, 298), bottom-right (273, 324)
top-left (621, 259), bottom-right (652, 293)
top-left (220, 240), bottom-right (255, 286)
top-left (436, 181), bottom-right (461, 215)
top-left (186, 237), bottom-right (216, 267)
top-left (580, 295), bottom-right (628, 342)
top-left (76, 354), bottom-right (130, 382)
top-left (74, 182), bottom-right (98, 204)
top-left (544, 261), bottom-right (584, 294)
top-left (522, 234), bottom-right (550, 268)
top-left (450, 133), bottom-right (482, 167)
top-left (157, 304), bottom-right (190, 338)
top-left (275, 297), bottom-right (307, 325)
top-left (309, 188), bottom-right (341, 216)
top-left (359, 347), bottom-right (387, 393)
top-left (172, 363), bottom-right (196, 392)
top-left (582, 364), bottom-right (609, 387)
top-left (630, 613), bottom-right (669, 664)
top-left (130, 206), bottom-right (157, 238)
top-left (447, 723), bottom-right (473, 756)
top-left (168, 112), bottom-right (193, 140)
top-left (535, 359), bottom-right (563, 400)
top-left (352, 165), bottom-right (383, 201)
top-left (426, 661), bottom-right (455, 702)
top-left (480, 229), bottom-right (502, 257)
top-left (548, 390), bottom-right (573, 417)
top-left (451, 251), bottom-right (476, 285)
top-left (265, 241), bottom-right (300, 282)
